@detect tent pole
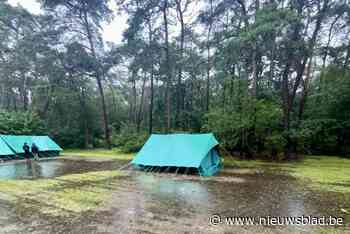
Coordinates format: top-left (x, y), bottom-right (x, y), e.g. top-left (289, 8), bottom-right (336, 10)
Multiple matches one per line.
top-left (164, 167), bottom-right (171, 173)
top-left (197, 168), bottom-right (202, 177)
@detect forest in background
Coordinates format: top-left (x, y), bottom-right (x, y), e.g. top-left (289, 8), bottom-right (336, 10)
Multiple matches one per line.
top-left (0, 0), bottom-right (349, 159)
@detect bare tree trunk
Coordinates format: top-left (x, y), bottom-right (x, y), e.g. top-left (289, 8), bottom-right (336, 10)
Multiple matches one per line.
top-left (137, 74), bottom-right (147, 133)
top-left (281, 0), bottom-right (328, 159)
top-left (163, 0), bottom-right (171, 133)
top-left (205, 0), bottom-right (213, 113)
top-left (148, 21), bottom-right (154, 134)
top-left (251, 0), bottom-right (259, 98)
top-left (19, 71), bottom-right (28, 111)
top-left (83, 10), bottom-right (111, 148)
top-left (80, 88), bottom-right (90, 148)
top-left (131, 76), bottom-right (137, 125)
top-left (298, 56), bottom-right (313, 126)
top-left (175, 0), bottom-right (186, 129)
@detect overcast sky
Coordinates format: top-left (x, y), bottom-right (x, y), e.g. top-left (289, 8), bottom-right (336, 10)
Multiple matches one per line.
top-left (7, 0), bottom-right (128, 44)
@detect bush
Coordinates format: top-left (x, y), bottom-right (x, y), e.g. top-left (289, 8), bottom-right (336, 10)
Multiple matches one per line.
top-left (203, 99), bottom-right (283, 157)
top-left (0, 111), bottom-right (46, 135)
top-left (113, 125), bottom-right (149, 153)
top-left (295, 119), bottom-right (344, 155)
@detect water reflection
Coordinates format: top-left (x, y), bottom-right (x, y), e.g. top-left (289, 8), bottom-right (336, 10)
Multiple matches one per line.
top-left (135, 174), bottom-right (211, 210)
top-left (0, 160), bottom-right (63, 180)
top-left (0, 159), bottom-right (125, 180)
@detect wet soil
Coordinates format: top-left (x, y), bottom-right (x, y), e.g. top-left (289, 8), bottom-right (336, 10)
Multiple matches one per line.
top-left (0, 158), bottom-right (349, 233)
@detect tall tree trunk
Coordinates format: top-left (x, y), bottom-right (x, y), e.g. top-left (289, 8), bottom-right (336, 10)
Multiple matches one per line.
top-left (148, 21), bottom-right (154, 135)
top-left (175, 0), bottom-right (185, 129)
top-left (83, 10), bottom-right (111, 149)
top-left (163, 0), bottom-right (171, 133)
top-left (137, 74), bottom-right (147, 133)
top-left (131, 75), bottom-right (137, 125)
top-left (205, 0), bottom-right (213, 113)
top-left (251, 46), bottom-right (258, 97)
top-left (80, 88), bottom-right (90, 148)
top-left (298, 56), bottom-right (313, 126)
top-left (20, 71), bottom-right (28, 111)
top-left (281, 0), bottom-right (328, 159)
top-left (251, 0), bottom-right (259, 98)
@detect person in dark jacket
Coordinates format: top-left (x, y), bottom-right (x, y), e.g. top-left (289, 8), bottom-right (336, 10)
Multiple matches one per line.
top-left (31, 143), bottom-right (39, 161)
top-left (23, 143), bottom-right (30, 160)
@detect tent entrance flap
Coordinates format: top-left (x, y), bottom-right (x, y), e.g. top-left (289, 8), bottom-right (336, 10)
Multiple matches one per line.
top-left (131, 133), bottom-right (222, 176)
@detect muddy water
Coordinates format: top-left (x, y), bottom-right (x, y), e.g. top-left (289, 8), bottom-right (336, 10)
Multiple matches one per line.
top-left (0, 158), bottom-right (120, 180)
top-left (0, 158), bottom-right (349, 233)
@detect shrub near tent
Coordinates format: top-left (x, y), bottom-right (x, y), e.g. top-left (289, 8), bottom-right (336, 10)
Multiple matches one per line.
top-left (132, 133), bottom-right (222, 176)
top-left (0, 135), bottom-right (63, 158)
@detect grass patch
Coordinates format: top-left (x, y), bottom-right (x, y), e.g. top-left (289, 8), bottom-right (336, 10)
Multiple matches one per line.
top-left (0, 170), bottom-right (121, 216)
top-left (223, 156), bottom-right (350, 193)
top-left (62, 148), bottom-right (134, 160)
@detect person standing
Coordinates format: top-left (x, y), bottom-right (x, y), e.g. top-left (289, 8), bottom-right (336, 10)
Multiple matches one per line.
top-left (23, 143), bottom-right (30, 160)
top-left (31, 143), bottom-right (39, 161)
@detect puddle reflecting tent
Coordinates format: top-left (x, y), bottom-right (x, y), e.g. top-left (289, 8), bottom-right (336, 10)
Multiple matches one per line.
top-left (0, 135), bottom-right (62, 158)
top-left (131, 133), bottom-right (222, 176)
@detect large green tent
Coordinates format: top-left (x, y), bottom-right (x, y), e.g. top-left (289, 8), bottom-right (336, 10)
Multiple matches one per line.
top-left (0, 137), bottom-right (15, 158)
top-left (0, 135), bottom-right (62, 157)
top-left (131, 133), bottom-right (222, 176)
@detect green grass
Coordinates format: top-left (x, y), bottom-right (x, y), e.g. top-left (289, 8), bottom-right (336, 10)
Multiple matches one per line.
top-left (62, 148), bottom-right (134, 160)
top-left (0, 170), bottom-right (121, 216)
top-left (223, 156), bottom-right (350, 193)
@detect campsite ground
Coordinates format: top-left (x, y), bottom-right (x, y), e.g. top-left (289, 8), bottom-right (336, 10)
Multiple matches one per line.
top-left (0, 150), bottom-right (349, 233)
top-left (63, 149), bottom-right (350, 193)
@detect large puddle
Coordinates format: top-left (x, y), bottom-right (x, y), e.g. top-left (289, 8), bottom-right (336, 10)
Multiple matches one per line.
top-left (0, 158), bottom-right (349, 233)
top-left (0, 158), bottom-right (120, 180)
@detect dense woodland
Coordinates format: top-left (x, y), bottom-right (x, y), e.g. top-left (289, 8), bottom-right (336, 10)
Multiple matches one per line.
top-left (0, 0), bottom-right (349, 159)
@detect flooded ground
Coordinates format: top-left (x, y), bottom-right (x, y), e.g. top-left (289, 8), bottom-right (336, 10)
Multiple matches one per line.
top-left (0, 157), bottom-right (349, 233)
top-left (0, 158), bottom-right (120, 180)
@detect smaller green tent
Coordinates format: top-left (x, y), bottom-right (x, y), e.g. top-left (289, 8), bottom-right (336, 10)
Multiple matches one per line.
top-left (132, 133), bottom-right (222, 176)
top-left (0, 135), bottom-right (62, 158)
top-left (0, 138), bottom-right (15, 159)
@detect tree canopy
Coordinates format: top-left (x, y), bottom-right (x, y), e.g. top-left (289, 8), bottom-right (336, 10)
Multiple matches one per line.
top-left (0, 0), bottom-right (349, 158)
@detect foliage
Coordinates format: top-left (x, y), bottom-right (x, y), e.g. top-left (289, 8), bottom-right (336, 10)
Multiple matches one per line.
top-left (1, 0), bottom-right (350, 159)
top-left (300, 67), bottom-right (350, 155)
top-left (204, 97), bottom-right (283, 158)
top-left (113, 131), bottom-right (149, 153)
top-left (0, 111), bottom-right (46, 135)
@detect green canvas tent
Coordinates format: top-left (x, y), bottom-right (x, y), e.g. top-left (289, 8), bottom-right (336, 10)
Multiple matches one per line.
top-left (0, 135), bottom-right (62, 158)
top-left (131, 133), bottom-right (222, 176)
top-left (0, 137), bottom-right (15, 159)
